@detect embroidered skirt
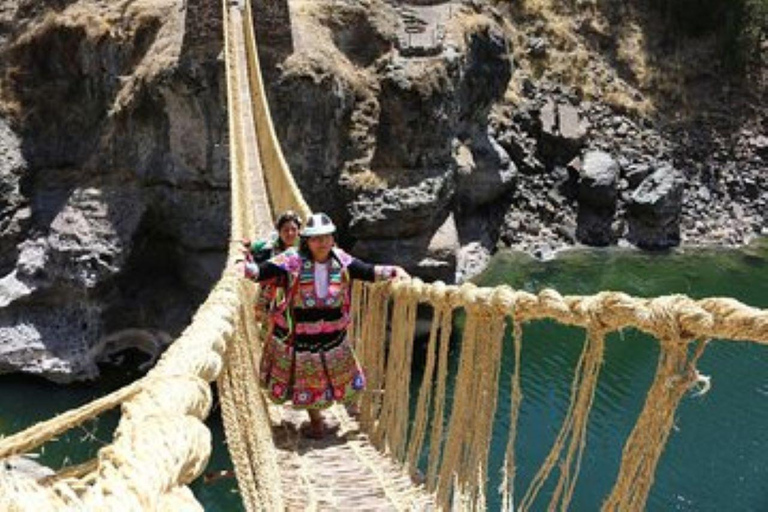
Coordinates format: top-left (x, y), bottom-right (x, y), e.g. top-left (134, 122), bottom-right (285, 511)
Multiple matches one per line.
top-left (258, 325), bottom-right (366, 409)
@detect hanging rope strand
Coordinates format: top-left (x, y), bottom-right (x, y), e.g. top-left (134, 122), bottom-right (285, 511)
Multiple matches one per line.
top-left (501, 315), bottom-right (524, 511)
top-left (406, 303), bottom-right (444, 477)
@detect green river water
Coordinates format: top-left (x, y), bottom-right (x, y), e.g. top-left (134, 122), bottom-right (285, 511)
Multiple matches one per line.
top-left (2, 238), bottom-right (766, 511)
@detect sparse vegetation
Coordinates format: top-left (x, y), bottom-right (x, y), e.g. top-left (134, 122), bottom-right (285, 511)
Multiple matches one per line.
top-left (494, 0), bottom-right (653, 114)
top-left (493, 0), bottom-right (766, 116)
top-left (343, 168), bottom-right (388, 191)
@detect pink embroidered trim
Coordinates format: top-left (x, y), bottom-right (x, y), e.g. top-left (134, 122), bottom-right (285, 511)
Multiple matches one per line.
top-left (270, 250), bottom-right (302, 273)
top-left (273, 315), bottom-right (350, 334)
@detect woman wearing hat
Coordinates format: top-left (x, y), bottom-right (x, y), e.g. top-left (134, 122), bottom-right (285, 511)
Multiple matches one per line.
top-left (240, 212), bottom-right (409, 438)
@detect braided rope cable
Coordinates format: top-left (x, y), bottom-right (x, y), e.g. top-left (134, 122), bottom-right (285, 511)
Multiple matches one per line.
top-left (465, 301), bottom-right (506, 507)
top-left (427, 290), bottom-right (456, 492)
top-left (242, 0), bottom-right (311, 220)
top-left (215, 2), bottom-right (284, 510)
top-left (0, 380), bottom-right (144, 461)
top-left (434, 285), bottom-right (482, 509)
top-left (357, 283), bottom-right (391, 432)
top-left (405, 296), bottom-right (446, 478)
top-left (371, 282), bottom-right (420, 459)
top-left (518, 326), bottom-right (606, 511)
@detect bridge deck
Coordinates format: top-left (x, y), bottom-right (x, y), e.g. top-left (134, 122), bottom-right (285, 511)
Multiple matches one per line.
top-left (226, 3), bottom-right (434, 509)
top-left (272, 405), bottom-right (434, 510)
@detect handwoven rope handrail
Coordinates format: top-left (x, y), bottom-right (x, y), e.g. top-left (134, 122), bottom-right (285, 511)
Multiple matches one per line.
top-left (350, 280), bottom-right (767, 511)
top-left (242, 0), bottom-right (311, 220)
top-left (0, 1), bottom-right (268, 509)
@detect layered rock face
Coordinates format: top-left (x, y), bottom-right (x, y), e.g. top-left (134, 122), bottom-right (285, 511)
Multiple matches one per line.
top-left (262, 0), bottom-right (765, 267)
top-left (0, 0), bottom-right (227, 382)
top-left (264, 0), bottom-right (514, 281)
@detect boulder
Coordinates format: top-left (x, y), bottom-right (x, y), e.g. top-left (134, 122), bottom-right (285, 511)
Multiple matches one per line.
top-left (538, 98), bottom-right (589, 166)
top-left (352, 212), bottom-right (459, 282)
top-left (576, 150), bottom-right (618, 246)
top-left (455, 241), bottom-right (491, 283)
top-left (0, 299), bottom-right (103, 382)
top-left (623, 161), bottom-right (653, 189)
top-left (455, 133), bottom-right (517, 207)
top-left (626, 165), bottom-right (684, 249)
top-left (347, 171), bottom-right (453, 239)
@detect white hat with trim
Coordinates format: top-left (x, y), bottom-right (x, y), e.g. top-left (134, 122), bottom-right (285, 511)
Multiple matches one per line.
top-left (301, 212), bottom-right (336, 237)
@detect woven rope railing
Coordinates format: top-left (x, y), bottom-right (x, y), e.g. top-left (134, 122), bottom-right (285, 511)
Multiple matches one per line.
top-left (0, 1), bottom-right (281, 509)
top-left (241, 0), bottom-right (311, 221)
top-left (351, 283), bottom-right (768, 511)
top-left (1, 1), bottom-right (767, 511)
top-left (214, 2), bottom-right (283, 510)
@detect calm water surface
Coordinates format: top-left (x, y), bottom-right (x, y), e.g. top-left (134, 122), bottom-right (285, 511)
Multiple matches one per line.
top-left (1, 239), bottom-right (766, 511)
top-left (472, 239), bottom-right (768, 511)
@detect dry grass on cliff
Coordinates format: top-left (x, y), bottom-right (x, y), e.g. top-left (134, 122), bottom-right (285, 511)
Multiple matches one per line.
top-left (344, 168), bottom-right (389, 191)
top-left (496, 0), bottom-right (755, 116)
top-left (498, 0), bottom-right (655, 114)
top-left (284, 0), bottom-right (379, 97)
top-left (451, 11), bottom-right (495, 45)
top-left (0, 0), bottom-right (183, 119)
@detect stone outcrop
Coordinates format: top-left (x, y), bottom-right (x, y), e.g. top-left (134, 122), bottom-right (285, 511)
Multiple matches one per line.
top-left (576, 150), bottom-right (619, 246)
top-left (266, 1), bottom-right (512, 281)
top-left (538, 98), bottom-right (589, 167)
top-left (626, 164), bottom-right (683, 249)
top-left (0, 0), bottom-right (227, 382)
top-left (0, 118), bottom-right (28, 276)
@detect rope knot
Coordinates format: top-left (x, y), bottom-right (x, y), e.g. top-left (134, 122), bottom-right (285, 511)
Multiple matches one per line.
top-left (489, 285), bottom-right (515, 316)
top-left (648, 295), bottom-right (713, 342)
top-left (538, 288), bottom-right (570, 322)
top-left (441, 285), bottom-right (464, 310)
top-left (427, 281), bottom-right (447, 305)
top-left (574, 294), bottom-right (610, 336)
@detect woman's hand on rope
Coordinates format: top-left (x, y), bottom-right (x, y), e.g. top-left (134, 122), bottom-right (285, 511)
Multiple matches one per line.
top-left (230, 238), bottom-right (260, 279)
top-left (377, 265), bottom-right (410, 281)
top-left (235, 260), bottom-right (259, 280)
top-left (238, 238), bottom-right (255, 260)
top-left (392, 266), bottom-right (410, 281)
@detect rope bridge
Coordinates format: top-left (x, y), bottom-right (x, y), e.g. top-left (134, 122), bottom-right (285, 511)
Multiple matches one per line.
top-left (2, 1), bottom-right (767, 510)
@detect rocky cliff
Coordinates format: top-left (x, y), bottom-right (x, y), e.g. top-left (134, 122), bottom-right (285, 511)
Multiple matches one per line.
top-left (0, 0), bottom-right (764, 382)
top-left (0, 0), bottom-right (227, 381)
top-left (260, 0), bottom-right (766, 269)
top-left (264, 0), bottom-right (518, 281)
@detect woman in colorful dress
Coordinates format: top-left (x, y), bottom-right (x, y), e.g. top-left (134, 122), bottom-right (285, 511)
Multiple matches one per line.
top-left (243, 210), bottom-right (302, 319)
top-left (240, 212), bottom-right (409, 438)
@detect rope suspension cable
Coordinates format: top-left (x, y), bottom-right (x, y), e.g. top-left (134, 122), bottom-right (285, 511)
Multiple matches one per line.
top-left (349, 284), bottom-right (768, 511)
